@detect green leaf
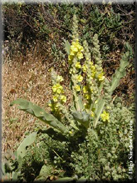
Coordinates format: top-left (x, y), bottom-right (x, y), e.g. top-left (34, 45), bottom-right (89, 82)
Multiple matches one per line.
top-left (35, 165), bottom-right (53, 181)
top-left (64, 39), bottom-right (70, 55)
top-left (72, 111), bottom-right (90, 128)
top-left (110, 50), bottom-right (130, 93)
top-left (94, 99), bottom-right (105, 128)
top-left (17, 132), bottom-right (37, 159)
top-left (77, 95), bottom-right (84, 111)
top-left (10, 98), bottom-right (68, 134)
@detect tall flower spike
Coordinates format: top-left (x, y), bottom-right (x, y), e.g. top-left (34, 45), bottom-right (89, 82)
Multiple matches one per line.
top-left (92, 34), bottom-right (102, 69)
top-left (68, 14), bottom-right (84, 65)
top-left (92, 34), bottom-right (105, 83)
top-left (68, 15), bottom-right (85, 111)
top-left (72, 14), bottom-right (79, 41)
top-left (82, 40), bottom-right (99, 112)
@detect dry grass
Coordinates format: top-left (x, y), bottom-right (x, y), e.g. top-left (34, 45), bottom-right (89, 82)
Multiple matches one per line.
top-left (2, 50), bottom-right (71, 155)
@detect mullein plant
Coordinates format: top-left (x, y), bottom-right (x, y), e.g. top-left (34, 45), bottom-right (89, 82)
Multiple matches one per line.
top-left (10, 13), bottom-right (133, 147)
top-left (8, 14), bottom-right (134, 181)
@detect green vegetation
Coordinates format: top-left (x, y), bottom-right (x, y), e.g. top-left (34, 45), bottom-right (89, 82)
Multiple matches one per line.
top-left (2, 13), bottom-right (135, 182)
top-left (3, 3), bottom-right (135, 57)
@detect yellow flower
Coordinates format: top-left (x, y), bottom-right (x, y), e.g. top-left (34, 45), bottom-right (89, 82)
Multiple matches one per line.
top-left (72, 41), bottom-right (79, 47)
top-left (77, 52), bottom-right (83, 59)
top-left (83, 86), bottom-right (88, 94)
top-left (70, 68), bottom-right (76, 74)
top-left (89, 61), bottom-right (94, 66)
top-left (60, 95), bottom-right (67, 103)
top-left (91, 73), bottom-right (96, 78)
top-left (91, 65), bottom-right (96, 77)
top-left (69, 69), bottom-right (72, 74)
top-left (89, 86), bottom-right (93, 92)
top-left (98, 72), bottom-right (105, 81)
top-left (72, 41), bottom-right (78, 45)
top-left (72, 41), bottom-right (83, 51)
top-left (82, 64), bottom-right (87, 72)
top-left (101, 111), bottom-right (110, 122)
top-left (52, 103), bottom-right (59, 111)
top-left (74, 85), bottom-right (81, 92)
top-left (68, 55), bottom-right (73, 61)
top-left (90, 111), bottom-right (95, 117)
top-left (54, 105), bottom-right (59, 111)
top-left (91, 65), bottom-right (96, 70)
top-left (77, 75), bottom-right (83, 82)
top-left (70, 45), bottom-right (78, 53)
top-left (78, 45), bottom-right (84, 52)
top-left (91, 66), bottom-right (96, 75)
top-left (72, 41), bottom-right (76, 45)
top-left (70, 50), bottom-right (75, 56)
top-left (56, 75), bottom-right (64, 82)
top-left (53, 95), bottom-right (58, 102)
top-left (75, 62), bottom-right (81, 69)
top-left (85, 94), bottom-right (90, 100)
top-left (52, 84), bottom-right (63, 94)
top-left (48, 103), bottom-right (52, 107)
top-left (95, 100), bottom-right (98, 104)
top-left (69, 41), bottom-right (84, 62)
top-left (57, 88), bottom-right (63, 94)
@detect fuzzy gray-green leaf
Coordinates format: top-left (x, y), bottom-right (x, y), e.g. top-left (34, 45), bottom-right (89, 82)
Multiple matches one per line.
top-left (72, 111), bottom-right (90, 128)
top-left (94, 99), bottom-right (105, 128)
top-left (17, 132), bottom-right (37, 159)
top-left (64, 39), bottom-right (70, 55)
top-left (10, 98), bottom-right (68, 134)
top-left (110, 50), bottom-right (130, 93)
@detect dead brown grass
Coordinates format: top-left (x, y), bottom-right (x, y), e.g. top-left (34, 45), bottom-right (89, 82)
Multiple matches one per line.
top-left (2, 50), bottom-right (71, 155)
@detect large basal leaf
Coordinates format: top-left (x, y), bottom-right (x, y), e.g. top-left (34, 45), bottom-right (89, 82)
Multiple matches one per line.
top-left (16, 132), bottom-right (37, 159)
top-left (10, 99), bottom-right (68, 134)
